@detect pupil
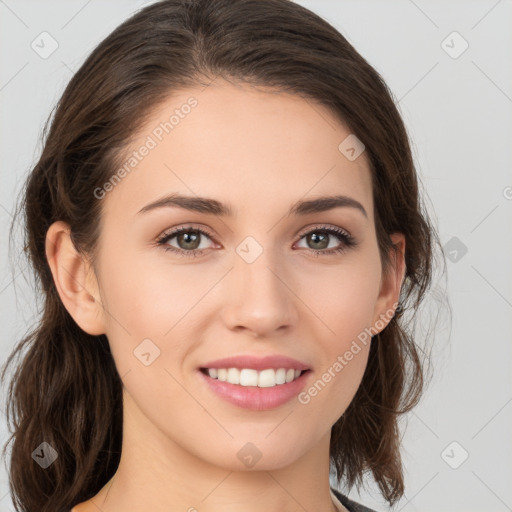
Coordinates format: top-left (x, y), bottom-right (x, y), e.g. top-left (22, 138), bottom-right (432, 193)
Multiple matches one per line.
top-left (309, 232), bottom-right (328, 249)
top-left (179, 231), bottom-right (200, 249)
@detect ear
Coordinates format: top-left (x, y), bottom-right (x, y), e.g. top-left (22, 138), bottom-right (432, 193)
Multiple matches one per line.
top-left (45, 220), bottom-right (106, 335)
top-left (371, 232), bottom-right (406, 333)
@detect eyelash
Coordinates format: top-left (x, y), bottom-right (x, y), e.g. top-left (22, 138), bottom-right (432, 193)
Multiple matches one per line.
top-left (155, 224), bottom-right (357, 258)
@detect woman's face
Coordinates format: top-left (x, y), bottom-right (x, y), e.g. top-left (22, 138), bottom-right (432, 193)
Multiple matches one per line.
top-left (86, 80), bottom-right (403, 471)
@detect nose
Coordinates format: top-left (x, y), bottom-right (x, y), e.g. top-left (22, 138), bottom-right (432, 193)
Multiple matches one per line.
top-left (220, 247), bottom-right (299, 337)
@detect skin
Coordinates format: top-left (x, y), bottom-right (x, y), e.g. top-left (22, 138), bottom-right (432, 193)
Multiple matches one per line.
top-left (46, 79), bottom-right (405, 512)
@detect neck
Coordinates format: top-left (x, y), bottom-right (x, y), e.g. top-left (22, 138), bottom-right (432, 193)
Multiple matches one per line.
top-left (88, 390), bottom-right (343, 512)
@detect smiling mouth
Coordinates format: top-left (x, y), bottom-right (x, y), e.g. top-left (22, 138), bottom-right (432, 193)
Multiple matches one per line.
top-left (200, 367), bottom-right (310, 388)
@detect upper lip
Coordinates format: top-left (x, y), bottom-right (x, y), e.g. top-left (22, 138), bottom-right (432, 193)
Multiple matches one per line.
top-left (200, 355), bottom-right (310, 372)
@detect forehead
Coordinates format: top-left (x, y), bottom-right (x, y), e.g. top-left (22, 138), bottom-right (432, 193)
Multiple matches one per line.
top-left (101, 80), bottom-right (374, 222)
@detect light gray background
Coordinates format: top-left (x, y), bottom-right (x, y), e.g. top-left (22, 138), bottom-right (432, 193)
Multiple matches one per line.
top-left (1, 1), bottom-right (511, 511)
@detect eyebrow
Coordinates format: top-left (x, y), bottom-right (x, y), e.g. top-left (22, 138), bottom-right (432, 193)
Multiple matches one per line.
top-left (137, 193), bottom-right (368, 219)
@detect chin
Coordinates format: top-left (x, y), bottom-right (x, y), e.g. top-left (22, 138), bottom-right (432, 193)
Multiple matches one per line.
top-left (201, 435), bottom-right (310, 472)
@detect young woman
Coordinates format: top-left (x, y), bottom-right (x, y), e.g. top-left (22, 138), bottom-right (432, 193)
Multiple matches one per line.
top-left (1, 1), bottom-right (444, 511)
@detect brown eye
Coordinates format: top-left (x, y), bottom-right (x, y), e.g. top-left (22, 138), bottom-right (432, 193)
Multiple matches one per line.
top-left (295, 226), bottom-right (357, 256)
top-left (305, 231), bottom-right (330, 250)
top-left (156, 226), bottom-right (215, 257)
top-left (175, 230), bottom-right (202, 250)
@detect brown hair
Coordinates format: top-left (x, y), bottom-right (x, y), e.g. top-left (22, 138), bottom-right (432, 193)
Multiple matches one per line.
top-left (1, 0), bottom-right (447, 510)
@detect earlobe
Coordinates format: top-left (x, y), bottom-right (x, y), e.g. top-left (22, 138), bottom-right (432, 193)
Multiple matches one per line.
top-left (45, 220), bottom-right (106, 335)
top-left (371, 232), bottom-right (406, 332)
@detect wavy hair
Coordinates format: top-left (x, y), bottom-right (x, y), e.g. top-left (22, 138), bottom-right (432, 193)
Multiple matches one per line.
top-left (1, 0), bottom-right (448, 510)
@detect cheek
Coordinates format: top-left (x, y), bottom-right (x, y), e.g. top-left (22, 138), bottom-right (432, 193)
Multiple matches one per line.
top-left (304, 256), bottom-right (382, 340)
top-left (96, 244), bottom-right (219, 378)
top-left (99, 246), bottom-right (198, 332)
top-left (299, 329), bottom-right (371, 432)
top-left (296, 257), bottom-right (380, 419)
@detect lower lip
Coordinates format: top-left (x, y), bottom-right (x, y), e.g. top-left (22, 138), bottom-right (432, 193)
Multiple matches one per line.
top-left (198, 370), bottom-right (310, 411)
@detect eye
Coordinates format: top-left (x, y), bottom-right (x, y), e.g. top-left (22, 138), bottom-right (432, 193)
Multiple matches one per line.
top-left (156, 225), bottom-right (216, 258)
top-left (295, 225), bottom-right (357, 256)
top-left (156, 223), bottom-right (357, 258)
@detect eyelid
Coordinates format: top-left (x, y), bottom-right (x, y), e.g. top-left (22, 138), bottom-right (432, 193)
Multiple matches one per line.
top-left (295, 223), bottom-right (352, 239)
top-left (156, 223), bottom-right (216, 243)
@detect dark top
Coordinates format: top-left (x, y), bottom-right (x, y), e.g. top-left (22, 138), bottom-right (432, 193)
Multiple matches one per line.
top-left (331, 487), bottom-right (379, 512)
top-left (70, 488), bottom-right (378, 512)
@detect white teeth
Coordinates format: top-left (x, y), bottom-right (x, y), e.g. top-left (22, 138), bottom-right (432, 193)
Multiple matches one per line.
top-left (205, 367), bottom-right (304, 387)
top-left (227, 367), bottom-right (240, 385)
top-left (275, 368), bottom-right (286, 385)
top-left (240, 369), bottom-right (258, 386)
top-left (258, 369), bottom-right (275, 388)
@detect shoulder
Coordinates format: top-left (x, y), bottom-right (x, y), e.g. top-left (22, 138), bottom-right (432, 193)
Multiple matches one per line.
top-left (330, 487), bottom-right (380, 512)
